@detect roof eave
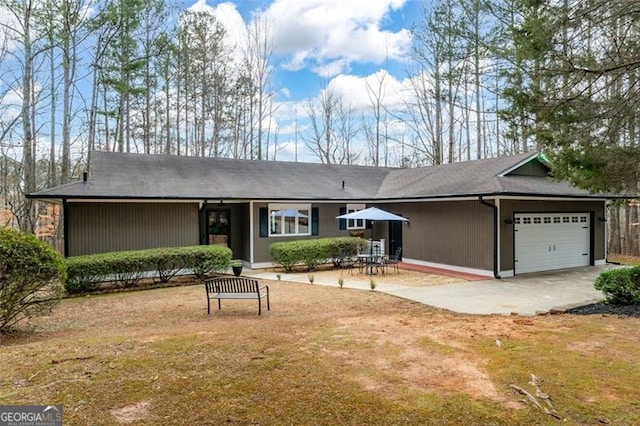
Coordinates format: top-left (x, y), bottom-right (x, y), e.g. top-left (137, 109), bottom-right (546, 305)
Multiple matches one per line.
top-left (30, 189), bottom-right (626, 204)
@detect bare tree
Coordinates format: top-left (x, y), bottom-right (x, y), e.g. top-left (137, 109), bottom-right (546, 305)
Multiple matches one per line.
top-left (0, 0), bottom-right (41, 232)
top-left (243, 11), bottom-right (274, 160)
top-left (303, 82), bottom-right (358, 164)
top-left (400, 5), bottom-right (447, 166)
top-left (364, 70), bottom-right (388, 166)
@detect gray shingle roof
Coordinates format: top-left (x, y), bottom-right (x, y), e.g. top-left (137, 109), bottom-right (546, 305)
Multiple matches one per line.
top-left (29, 151), bottom-right (610, 201)
top-left (31, 152), bottom-right (392, 200)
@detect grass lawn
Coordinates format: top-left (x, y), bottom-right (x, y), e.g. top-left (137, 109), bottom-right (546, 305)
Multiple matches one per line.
top-left (607, 254), bottom-right (640, 266)
top-left (1, 279), bottom-right (639, 425)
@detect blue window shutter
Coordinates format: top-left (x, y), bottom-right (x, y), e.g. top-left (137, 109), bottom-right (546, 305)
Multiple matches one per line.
top-left (259, 208), bottom-right (268, 237)
top-left (339, 207), bottom-right (346, 230)
top-left (312, 207), bottom-right (319, 235)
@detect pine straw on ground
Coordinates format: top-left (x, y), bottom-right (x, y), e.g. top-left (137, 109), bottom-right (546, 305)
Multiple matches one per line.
top-left (2, 279), bottom-right (640, 425)
top-left (263, 264), bottom-right (465, 287)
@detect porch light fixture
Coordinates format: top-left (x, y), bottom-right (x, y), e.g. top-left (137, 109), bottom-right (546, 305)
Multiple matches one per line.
top-left (598, 216), bottom-right (606, 222)
top-left (218, 200), bottom-right (225, 206)
top-left (504, 218), bottom-right (513, 225)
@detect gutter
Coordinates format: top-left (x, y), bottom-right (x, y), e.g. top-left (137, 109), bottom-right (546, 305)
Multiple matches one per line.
top-left (478, 196), bottom-right (501, 279)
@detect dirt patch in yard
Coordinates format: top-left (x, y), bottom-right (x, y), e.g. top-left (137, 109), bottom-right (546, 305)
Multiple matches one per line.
top-left (110, 401), bottom-right (151, 424)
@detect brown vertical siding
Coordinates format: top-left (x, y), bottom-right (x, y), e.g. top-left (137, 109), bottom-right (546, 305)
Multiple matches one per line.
top-left (67, 202), bottom-right (199, 256)
top-left (379, 201), bottom-right (493, 271)
top-left (252, 202), bottom-right (355, 263)
top-left (499, 199), bottom-right (606, 272)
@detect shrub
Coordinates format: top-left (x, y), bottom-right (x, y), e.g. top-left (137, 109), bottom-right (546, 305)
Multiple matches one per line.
top-left (594, 267), bottom-right (640, 305)
top-left (0, 227), bottom-right (66, 332)
top-left (152, 247), bottom-right (189, 283)
top-left (65, 245), bottom-right (232, 293)
top-left (102, 251), bottom-right (153, 288)
top-left (269, 241), bottom-right (300, 272)
top-left (185, 246), bottom-right (232, 279)
top-left (270, 237), bottom-right (365, 272)
top-left (299, 240), bottom-right (332, 271)
top-left (66, 256), bottom-right (111, 294)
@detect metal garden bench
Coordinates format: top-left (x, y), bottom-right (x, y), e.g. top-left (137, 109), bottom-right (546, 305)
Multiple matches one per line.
top-left (204, 277), bottom-right (270, 315)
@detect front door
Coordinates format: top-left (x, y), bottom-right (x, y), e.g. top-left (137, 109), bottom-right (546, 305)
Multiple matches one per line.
top-left (388, 219), bottom-right (403, 260)
top-left (207, 209), bottom-right (230, 247)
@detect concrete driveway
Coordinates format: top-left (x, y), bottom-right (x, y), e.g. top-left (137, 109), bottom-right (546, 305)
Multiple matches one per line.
top-left (384, 266), bottom-right (612, 316)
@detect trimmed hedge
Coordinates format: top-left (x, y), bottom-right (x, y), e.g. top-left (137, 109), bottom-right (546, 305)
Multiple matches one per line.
top-left (65, 256), bottom-right (110, 294)
top-left (65, 245), bottom-right (232, 294)
top-left (270, 237), bottom-right (366, 272)
top-left (0, 227), bottom-right (66, 332)
top-left (594, 266), bottom-right (640, 305)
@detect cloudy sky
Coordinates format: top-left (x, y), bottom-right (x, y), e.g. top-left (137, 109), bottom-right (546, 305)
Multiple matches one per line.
top-left (184, 0), bottom-right (423, 161)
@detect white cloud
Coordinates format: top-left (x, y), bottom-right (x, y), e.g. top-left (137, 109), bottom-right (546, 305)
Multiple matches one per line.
top-left (265, 0), bottom-right (411, 76)
top-left (272, 69), bottom-right (410, 133)
top-left (312, 58), bottom-right (350, 78)
top-left (324, 69), bottom-right (408, 111)
top-left (280, 87), bottom-right (291, 98)
top-left (1, 84), bottom-right (23, 107)
top-left (0, 4), bottom-right (23, 53)
top-left (187, 0), bottom-right (248, 57)
top-left (269, 139), bottom-right (298, 160)
top-left (211, 2), bottom-right (248, 50)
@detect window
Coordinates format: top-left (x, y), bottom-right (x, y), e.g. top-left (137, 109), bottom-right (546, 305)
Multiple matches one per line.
top-left (346, 203), bottom-right (366, 230)
top-left (268, 204), bottom-right (311, 237)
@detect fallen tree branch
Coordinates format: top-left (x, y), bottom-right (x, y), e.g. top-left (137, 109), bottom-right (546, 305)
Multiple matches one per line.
top-left (510, 383), bottom-right (562, 420)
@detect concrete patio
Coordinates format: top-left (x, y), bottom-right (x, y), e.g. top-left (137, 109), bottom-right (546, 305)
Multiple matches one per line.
top-left (245, 265), bottom-right (613, 316)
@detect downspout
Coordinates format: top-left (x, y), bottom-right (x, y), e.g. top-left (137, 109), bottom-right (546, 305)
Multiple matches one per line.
top-left (478, 196), bottom-right (501, 279)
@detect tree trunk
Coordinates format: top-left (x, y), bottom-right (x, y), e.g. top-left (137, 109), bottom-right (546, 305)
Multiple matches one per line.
top-left (61, 19), bottom-right (74, 184)
top-left (48, 46), bottom-right (56, 187)
top-left (630, 203), bottom-right (640, 257)
top-left (21, 0), bottom-right (36, 233)
top-left (607, 203), bottom-right (621, 255)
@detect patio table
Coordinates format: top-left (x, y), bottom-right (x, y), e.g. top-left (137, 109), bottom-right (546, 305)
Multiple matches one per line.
top-left (357, 254), bottom-right (386, 275)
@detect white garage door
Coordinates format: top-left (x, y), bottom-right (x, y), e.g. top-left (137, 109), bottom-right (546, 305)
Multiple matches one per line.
top-left (514, 213), bottom-right (590, 274)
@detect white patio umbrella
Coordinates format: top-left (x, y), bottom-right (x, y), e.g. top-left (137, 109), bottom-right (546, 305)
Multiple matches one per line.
top-left (336, 207), bottom-right (408, 274)
top-left (336, 207), bottom-right (408, 223)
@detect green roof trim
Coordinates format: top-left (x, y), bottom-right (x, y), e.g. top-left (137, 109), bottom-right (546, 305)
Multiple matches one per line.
top-left (538, 152), bottom-right (549, 164)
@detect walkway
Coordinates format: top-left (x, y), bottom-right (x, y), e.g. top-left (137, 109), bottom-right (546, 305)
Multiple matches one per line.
top-left (243, 265), bottom-right (611, 316)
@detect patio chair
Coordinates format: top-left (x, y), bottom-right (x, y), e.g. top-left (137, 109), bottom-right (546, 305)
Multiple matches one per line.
top-left (366, 245), bottom-right (385, 274)
top-left (339, 248), bottom-right (356, 274)
top-left (370, 255), bottom-right (386, 275)
top-left (386, 247), bottom-right (402, 274)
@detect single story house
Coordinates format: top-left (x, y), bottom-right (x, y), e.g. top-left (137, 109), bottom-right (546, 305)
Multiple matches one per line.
top-left (29, 151), bottom-right (617, 278)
